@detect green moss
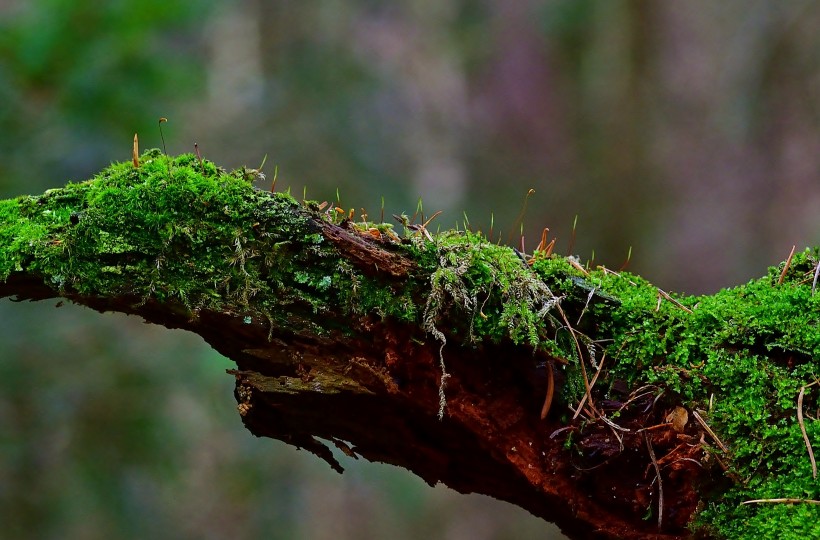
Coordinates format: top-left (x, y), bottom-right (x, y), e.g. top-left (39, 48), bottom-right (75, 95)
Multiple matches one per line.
top-left (416, 230), bottom-right (561, 350)
top-left (530, 249), bottom-right (820, 537)
top-left (581, 249), bottom-right (820, 538)
top-left (4, 152), bottom-right (820, 536)
top-left (0, 151), bottom-right (422, 329)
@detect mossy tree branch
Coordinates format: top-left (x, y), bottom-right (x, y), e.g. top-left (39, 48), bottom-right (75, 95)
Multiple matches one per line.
top-left (2, 152), bottom-right (820, 539)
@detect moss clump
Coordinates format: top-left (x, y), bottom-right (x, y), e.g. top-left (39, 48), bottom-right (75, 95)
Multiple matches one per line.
top-left (418, 231), bottom-right (560, 350)
top-left (0, 150), bottom-right (418, 329)
top-left (567, 249), bottom-right (820, 539)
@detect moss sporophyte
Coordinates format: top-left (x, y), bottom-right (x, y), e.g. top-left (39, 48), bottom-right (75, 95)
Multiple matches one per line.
top-left (3, 151), bottom-right (820, 537)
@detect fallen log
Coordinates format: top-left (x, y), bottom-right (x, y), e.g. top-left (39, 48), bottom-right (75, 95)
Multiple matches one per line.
top-left (2, 150), bottom-right (819, 539)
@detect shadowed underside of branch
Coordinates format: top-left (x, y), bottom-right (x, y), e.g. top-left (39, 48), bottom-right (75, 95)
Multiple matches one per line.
top-left (3, 152), bottom-right (820, 539)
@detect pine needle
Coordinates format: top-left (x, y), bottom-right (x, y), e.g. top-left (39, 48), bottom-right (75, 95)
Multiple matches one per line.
top-left (779, 245), bottom-right (796, 284)
top-left (798, 382), bottom-right (818, 479)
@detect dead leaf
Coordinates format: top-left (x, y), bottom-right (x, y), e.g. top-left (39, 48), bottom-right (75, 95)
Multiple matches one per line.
top-left (666, 406), bottom-right (688, 433)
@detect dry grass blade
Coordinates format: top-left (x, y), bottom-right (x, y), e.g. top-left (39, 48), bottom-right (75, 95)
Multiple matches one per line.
top-left (798, 382), bottom-right (818, 479)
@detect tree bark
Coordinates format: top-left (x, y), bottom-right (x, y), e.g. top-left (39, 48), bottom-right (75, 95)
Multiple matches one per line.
top-left (2, 152), bottom-right (817, 539)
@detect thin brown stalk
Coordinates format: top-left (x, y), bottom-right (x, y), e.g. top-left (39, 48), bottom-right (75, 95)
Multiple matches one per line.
top-left (194, 143), bottom-right (205, 174)
top-left (778, 245), bottom-right (796, 284)
top-left (132, 133), bottom-right (139, 168)
top-left (544, 238), bottom-right (556, 257)
top-left (540, 362), bottom-right (555, 420)
top-left (536, 228), bottom-right (549, 252)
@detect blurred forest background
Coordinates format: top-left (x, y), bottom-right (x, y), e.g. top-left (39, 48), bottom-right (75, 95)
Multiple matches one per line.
top-left (1, 1), bottom-right (819, 539)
